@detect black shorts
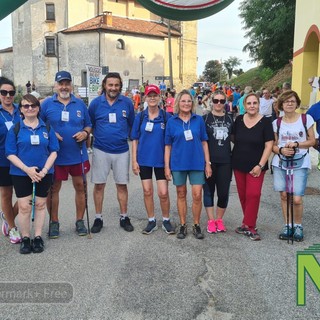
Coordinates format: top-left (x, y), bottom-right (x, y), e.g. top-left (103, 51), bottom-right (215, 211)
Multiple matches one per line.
top-left (139, 166), bottom-right (166, 181)
top-left (12, 174), bottom-right (53, 198)
top-left (0, 167), bottom-right (13, 187)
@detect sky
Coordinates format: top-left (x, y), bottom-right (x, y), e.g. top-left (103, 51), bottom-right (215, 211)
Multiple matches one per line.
top-left (0, 0), bottom-right (255, 77)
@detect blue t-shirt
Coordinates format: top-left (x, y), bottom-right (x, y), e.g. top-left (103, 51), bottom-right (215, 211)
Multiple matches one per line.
top-left (5, 118), bottom-right (59, 176)
top-left (232, 92), bottom-right (241, 107)
top-left (40, 94), bottom-right (92, 165)
top-left (0, 104), bottom-right (20, 167)
top-left (131, 108), bottom-right (171, 167)
top-left (165, 113), bottom-right (208, 171)
top-left (307, 101), bottom-right (320, 136)
top-left (89, 94), bottom-right (134, 154)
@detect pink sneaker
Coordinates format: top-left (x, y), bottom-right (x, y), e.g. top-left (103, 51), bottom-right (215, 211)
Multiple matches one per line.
top-left (216, 219), bottom-right (226, 232)
top-left (207, 220), bottom-right (217, 233)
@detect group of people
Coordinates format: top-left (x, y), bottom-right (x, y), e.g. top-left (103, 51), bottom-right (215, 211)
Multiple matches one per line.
top-left (0, 71), bottom-right (318, 255)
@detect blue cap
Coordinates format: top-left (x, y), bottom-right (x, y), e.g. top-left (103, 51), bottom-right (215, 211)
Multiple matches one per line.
top-left (55, 71), bottom-right (72, 82)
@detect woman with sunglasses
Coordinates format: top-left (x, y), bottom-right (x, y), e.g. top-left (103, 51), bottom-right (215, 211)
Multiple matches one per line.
top-left (0, 77), bottom-right (21, 244)
top-left (232, 93), bottom-right (274, 241)
top-left (5, 94), bottom-right (59, 254)
top-left (203, 91), bottom-right (233, 234)
top-left (272, 90), bottom-right (315, 242)
top-left (165, 89), bottom-right (212, 240)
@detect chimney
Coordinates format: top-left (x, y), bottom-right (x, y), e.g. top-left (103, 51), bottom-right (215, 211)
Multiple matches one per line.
top-left (102, 11), bottom-right (112, 26)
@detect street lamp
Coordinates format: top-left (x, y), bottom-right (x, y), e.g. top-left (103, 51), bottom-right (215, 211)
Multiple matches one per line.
top-left (139, 54), bottom-right (145, 84)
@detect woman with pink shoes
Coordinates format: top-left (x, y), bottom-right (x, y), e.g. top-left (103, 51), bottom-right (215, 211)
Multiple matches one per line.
top-left (203, 90), bottom-right (234, 234)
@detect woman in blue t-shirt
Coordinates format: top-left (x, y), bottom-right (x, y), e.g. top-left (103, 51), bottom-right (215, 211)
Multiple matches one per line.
top-left (131, 85), bottom-right (175, 235)
top-left (165, 89), bottom-right (212, 240)
top-left (6, 94), bottom-right (59, 254)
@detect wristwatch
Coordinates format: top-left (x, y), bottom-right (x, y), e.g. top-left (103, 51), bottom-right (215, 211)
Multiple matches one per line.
top-left (257, 163), bottom-right (265, 170)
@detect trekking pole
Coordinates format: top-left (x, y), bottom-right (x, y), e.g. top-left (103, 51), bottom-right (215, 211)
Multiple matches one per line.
top-left (48, 177), bottom-right (53, 238)
top-left (79, 142), bottom-right (92, 239)
top-left (31, 182), bottom-right (36, 222)
top-left (290, 157), bottom-right (294, 245)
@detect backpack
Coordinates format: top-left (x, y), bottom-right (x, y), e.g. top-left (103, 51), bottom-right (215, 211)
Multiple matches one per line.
top-left (276, 113), bottom-right (308, 137)
top-left (14, 121), bottom-right (51, 136)
top-left (138, 108), bottom-right (167, 134)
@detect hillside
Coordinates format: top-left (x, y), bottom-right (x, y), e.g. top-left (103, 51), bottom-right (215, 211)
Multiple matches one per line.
top-left (234, 64), bottom-right (292, 91)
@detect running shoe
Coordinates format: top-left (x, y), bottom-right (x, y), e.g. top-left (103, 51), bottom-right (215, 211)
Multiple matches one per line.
top-left (75, 220), bottom-right (88, 236)
top-left (193, 224), bottom-right (204, 239)
top-left (120, 216), bottom-right (134, 232)
top-left (20, 237), bottom-right (32, 254)
top-left (48, 221), bottom-right (60, 238)
top-left (142, 220), bottom-right (158, 235)
top-left (32, 236), bottom-right (45, 253)
top-left (177, 224), bottom-right (187, 239)
top-left (1, 211), bottom-right (9, 237)
top-left (246, 228), bottom-right (261, 241)
top-left (279, 225), bottom-right (293, 240)
top-left (293, 225), bottom-right (304, 242)
top-left (9, 227), bottom-right (21, 244)
top-left (235, 225), bottom-right (250, 235)
top-left (215, 219), bottom-right (226, 232)
top-left (91, 218), bottom-right (103, 233)
top-left (207, 220), bottom-right (217, 233)
top-left (162, 220), bottom-right (175, 234)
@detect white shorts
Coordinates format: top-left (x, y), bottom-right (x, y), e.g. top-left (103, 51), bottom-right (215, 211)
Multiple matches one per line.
top-left (91, 148), bottom-right (130, 184)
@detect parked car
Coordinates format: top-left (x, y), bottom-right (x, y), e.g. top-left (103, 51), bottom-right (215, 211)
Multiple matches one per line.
top-left (193, 82), bottom-right (210, 92)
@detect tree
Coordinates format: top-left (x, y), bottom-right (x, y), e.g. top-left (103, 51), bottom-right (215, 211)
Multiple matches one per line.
top-left (223, 56), bottom-right (241, 79)
top-left (239, 0), bottom-right (295, 70)
top-left (202, 60), bottom-right (223, 83)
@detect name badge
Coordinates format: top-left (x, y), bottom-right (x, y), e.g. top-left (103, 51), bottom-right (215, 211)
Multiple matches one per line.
top-left (145, 122), bottom-right (154, 132)
top-left (216, 129), bottom-right (224, 140)
top-left (109, 113), bottom-right (117, 123)
top-left (30, 135), bottom-right (40, 145)
top-left (5, 121), bottom-right (13, 130)
top-left (184, 129), bottom-right (193, 141)
top-left (61, 111), bottom-right (69, 122)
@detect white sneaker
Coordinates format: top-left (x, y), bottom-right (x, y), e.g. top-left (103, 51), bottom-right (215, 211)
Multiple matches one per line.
top-left (9, 227), bottom-right (21, 244)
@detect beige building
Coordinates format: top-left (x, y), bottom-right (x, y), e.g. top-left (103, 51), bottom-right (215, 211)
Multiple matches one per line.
top-left (0, 0), bottom-right (198, 95)
top-left (292, 0), bottom-right (320, 106)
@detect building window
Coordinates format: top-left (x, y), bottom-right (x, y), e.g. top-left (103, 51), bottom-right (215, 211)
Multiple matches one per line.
top-left (46, 3), bottom-right (55, 21)
top-left (116, 39), bottom-right (125, 50)
top-left (45, 37), bottom-right (56, 56)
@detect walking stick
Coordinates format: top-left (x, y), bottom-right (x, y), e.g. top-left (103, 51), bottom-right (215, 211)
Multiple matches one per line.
top-left (285, 153), bottom-right (295, 244)
top-left (31, 182), bottom-right (36, 222)
top-left (48, 177), bottom-right (53, 238)
top-left (79, 142), bottom-right (92, 239)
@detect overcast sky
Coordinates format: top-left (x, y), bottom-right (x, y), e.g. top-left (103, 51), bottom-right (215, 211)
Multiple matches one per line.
top-left (0, 0), bottom-right (255, 77)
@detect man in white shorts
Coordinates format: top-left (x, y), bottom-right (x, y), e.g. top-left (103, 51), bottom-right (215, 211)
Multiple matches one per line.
top-left (88, 72), bottom-right (135, 233)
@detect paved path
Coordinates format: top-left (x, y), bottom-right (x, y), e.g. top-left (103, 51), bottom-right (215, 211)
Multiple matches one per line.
top-left (0, 147), bottom-right (319, 319)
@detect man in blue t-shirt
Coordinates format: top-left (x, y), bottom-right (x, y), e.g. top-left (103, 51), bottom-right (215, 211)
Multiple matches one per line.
top-left (40, 71), bottom-right (92, 238)
top-left (88, 72), bottom-right (135, 234)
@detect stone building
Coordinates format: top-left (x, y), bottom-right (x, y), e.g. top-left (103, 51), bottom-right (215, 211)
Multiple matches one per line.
top-left (0, 0), bottom-right (198, 95)
top-left (292, 0), bottom-right (320, 105)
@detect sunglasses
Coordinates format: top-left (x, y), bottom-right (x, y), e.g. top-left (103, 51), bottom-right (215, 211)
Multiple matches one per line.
top-left (212, 99), bottom-right (226, 104)
top-left (0, 90), bottom-right (16, 97)
top-left (21, 104), bottom-right (38, 109)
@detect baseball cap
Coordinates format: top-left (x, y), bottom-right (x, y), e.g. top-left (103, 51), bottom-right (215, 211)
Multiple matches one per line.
top-left (55, 71), bottom-right (72, 82)
top-left (145, 85), bottom-right (160, 96)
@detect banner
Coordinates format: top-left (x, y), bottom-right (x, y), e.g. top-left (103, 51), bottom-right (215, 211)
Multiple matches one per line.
top-left (137, 0), bottom-right (234, 20)
top-left (86, 65), bottom-right (103, 104)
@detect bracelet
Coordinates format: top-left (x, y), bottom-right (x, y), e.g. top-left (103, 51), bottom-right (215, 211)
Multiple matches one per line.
top-left (294, 141), bottom-right (299, 148)
top-left (42, 167), bottom-right (49, 173)
top-left (279, 147), bottom-right (283, 155)
top-left (257, 163), bottom-right (265, 170)
top-left (83, 129), bottom-right (90, 139)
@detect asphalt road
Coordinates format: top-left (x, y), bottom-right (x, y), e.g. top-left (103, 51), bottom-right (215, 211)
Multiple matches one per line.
top-left (0, 146), bottom-right (319, 320)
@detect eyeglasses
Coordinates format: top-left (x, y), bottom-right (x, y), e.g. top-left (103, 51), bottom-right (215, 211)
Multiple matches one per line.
top-left (0, 90), bottom-right (16, 97)
top-left (21, 104), bottom-right (38, 109)
top-left (283, 100), bottom-right (296, 105)
top-left (212, 99), bottom-right (226, 104)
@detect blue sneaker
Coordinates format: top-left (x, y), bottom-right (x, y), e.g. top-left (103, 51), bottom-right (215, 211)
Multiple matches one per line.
top-left (293, 225), bottom-right (304, 242)
top-left (142, 220), bottom-right (158, 235)
top-left (75, 220), bottom-right (88, 236)
top-left (279, 225), bottom-right (293, 240)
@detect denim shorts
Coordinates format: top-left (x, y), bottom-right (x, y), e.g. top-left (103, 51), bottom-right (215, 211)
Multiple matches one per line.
top-left (272, 166), bottom-right (309, 196)
top-left (172, 170), bottom-right (205, 186)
